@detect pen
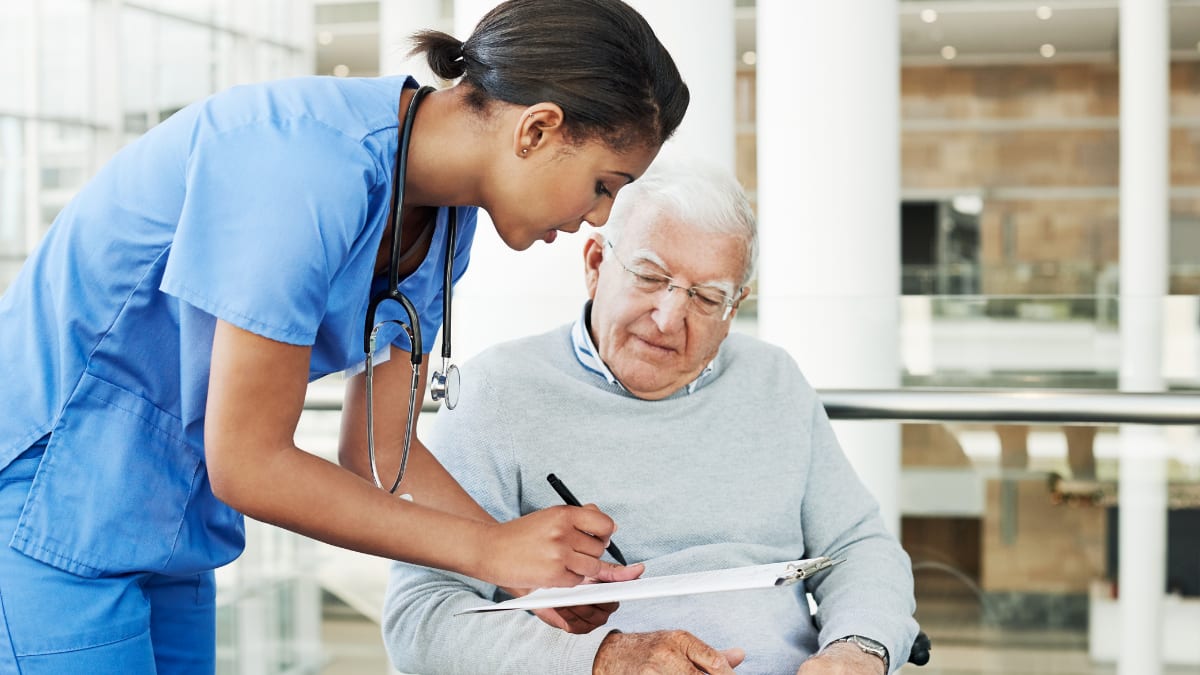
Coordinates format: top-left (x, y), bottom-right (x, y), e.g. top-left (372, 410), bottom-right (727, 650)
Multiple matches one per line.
top-left (546, 473), bottom-right (628, 566)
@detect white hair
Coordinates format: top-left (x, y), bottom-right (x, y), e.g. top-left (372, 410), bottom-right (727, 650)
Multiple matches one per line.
top-left (601, 156), bottom-right (758, 287)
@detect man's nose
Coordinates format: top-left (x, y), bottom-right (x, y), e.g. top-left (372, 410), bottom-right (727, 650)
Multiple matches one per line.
top-left (650, 286), bottom-right (689, 332)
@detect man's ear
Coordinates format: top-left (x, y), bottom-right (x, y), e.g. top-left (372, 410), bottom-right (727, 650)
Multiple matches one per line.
top-left (513, 103), bottom-right (566, 159)
top-left (729, 285), bottom-right (752, 319)
top-left (583, 235), bottom-right (605, 299)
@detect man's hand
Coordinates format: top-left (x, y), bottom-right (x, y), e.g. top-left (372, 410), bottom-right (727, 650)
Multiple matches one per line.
top-left (593, 630), bottom-right (745, 674)
top-left (527, 563), bottom-right (645, 634)
top-left (796, 641), bottom-right (887, 675)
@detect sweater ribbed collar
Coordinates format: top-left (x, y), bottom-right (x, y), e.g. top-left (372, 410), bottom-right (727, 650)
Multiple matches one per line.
top-left (570, 301), bottom-right (715, 397)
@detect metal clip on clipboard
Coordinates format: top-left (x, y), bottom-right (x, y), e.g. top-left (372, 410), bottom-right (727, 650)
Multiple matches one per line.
top-left (774, 556), bottom-right (844, 586)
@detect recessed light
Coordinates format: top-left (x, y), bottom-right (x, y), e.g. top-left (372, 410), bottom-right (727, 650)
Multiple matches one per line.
top-left (1040, 43), bottom-right (1056, 58)
top-left (333, 64), bottom-right (350, 77)
top-left (317, 30), bottom-right (334, 46)
top-left (1036, 6), bottom-right (1053, 20)
top-left (921, 9), bottom-right (938, 23)
top-left (941, 45), bottom-right (957, 60)
top-left (741, 51), bottom-right (757, 66)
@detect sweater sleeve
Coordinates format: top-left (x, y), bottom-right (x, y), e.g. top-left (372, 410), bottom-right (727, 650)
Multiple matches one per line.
top-left (380, 358), bottom-right (610, 675)
top-left (798, 391), bottom-right (920, 674)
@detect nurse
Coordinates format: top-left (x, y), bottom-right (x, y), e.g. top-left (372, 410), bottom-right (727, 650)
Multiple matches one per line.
top-left (0, 0), bottom-right (688, 671)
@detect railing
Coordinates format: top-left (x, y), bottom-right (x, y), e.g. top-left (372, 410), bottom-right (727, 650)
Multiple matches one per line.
top-left (818, 389), bottom-right (1200, 425)
top-left (304, 388), bottom-right (1200, 425)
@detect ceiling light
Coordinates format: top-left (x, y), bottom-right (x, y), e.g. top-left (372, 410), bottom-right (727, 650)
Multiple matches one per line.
top-left (1036, 6), bottom-right (1053, 20)
top-left (317, 30), bottom-right (334, 46)
top-left (952, 195), bottom-right (984, 216)
top-left (921, 9), bottom-right (938, 23)
top-left (333, 64), bottom-right (350, 77)
top-left (741, 51), bottom-right (757, 66)
top-left (1040, 43), bottom-right (1056, 58)
top-left (941, 45), bottom-right (957, 60)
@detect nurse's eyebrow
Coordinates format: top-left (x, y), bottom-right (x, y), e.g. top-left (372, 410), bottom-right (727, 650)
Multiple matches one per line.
top-left (609, 171), bottom-right (636, 184)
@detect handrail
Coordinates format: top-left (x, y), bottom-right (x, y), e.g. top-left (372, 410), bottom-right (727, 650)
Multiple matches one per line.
top-left (818, 389), bottom-right (1200, 425)
top-left (304, 387), bottom-right (1199, 425)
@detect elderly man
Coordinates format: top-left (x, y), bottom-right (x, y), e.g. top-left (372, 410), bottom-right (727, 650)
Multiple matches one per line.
top-left (381, 160), bottom-right (918, 675)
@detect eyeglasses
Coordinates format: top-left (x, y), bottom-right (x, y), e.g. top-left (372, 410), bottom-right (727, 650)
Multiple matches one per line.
top-left (604, 240), bottom-right (739, 321)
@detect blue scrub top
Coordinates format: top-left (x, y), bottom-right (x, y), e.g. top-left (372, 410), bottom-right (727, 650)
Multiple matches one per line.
top-left (0, 75), bottom-right (477, 578)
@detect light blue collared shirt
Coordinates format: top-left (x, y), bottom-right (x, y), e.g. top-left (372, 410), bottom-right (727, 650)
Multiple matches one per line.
top-left (570, 301), bottom-right (715, 396)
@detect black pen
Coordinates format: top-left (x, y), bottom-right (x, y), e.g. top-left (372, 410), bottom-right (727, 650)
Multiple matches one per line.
top-left (546, 473), bottom-right (628, 566)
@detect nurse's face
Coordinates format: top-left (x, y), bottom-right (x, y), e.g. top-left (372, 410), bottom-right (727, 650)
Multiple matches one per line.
top-left (487, 133), bottom-right (659, 251)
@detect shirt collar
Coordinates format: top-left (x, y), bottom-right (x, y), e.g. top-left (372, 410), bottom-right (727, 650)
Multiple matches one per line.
top-left (570, 301), bottom-right (716, 396)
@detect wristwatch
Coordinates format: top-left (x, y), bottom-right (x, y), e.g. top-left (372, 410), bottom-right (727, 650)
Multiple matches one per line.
top-left (830, 635), bottom-right (889, 672)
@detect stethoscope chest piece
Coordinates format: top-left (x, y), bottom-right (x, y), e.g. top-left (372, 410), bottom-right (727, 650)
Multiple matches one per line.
top-left (430, 361), bottom-right (460, 410)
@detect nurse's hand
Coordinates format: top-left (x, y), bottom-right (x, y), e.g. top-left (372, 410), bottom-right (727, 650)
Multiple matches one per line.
top-left (483, 504), bottom-right (629, 589)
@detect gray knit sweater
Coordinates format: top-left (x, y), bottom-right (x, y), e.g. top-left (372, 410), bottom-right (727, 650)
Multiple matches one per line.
top-left (382, 322), bottom-right (917, 675)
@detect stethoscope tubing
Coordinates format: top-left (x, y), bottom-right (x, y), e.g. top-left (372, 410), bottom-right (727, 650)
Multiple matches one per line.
top-left (362, 85), bottom-right (455, 494)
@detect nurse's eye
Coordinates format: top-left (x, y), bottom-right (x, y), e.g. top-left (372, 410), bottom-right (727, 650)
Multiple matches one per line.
top-left (595, 181), bottom-right (613, 198)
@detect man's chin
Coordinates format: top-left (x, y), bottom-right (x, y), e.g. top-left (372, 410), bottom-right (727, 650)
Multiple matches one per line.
top-left (615, 371), bottom-right (686, 401)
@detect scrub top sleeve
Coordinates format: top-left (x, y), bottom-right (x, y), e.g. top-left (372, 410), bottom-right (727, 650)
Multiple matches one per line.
top-left (162, 120), bottom-right (380, 346)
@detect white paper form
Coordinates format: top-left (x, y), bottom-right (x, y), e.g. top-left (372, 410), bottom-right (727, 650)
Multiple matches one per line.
top-left (456, 557), bottom-right (840, 615)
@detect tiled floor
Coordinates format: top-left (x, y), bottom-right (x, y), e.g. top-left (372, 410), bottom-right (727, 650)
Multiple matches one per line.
top-left (315, 602), bottom-right (1200, 675)
top-left (318, 610), bottom-right (396, 675)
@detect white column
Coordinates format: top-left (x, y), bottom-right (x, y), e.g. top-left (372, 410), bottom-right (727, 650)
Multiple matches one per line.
top-left (625, 0), bottom-right (735, 171)
top-left (449, 0), bottom-right (579, 362)
top-left (379, 0), bottom-right (443, 83)
top-left (451, 0), bottom-right (736, 362)
top-left (1117, 1), bottom-right (1170, 674)
top-left (756, 0), bottom-right (902, 535)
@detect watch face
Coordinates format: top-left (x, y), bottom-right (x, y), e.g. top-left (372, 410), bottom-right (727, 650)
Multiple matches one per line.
top-left (840, 635), bottom-right (889, 668)
top-left (854, 636), bottom-right (887, 653)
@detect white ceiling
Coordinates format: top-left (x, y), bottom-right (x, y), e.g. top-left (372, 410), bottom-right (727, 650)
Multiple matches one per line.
top-left (316, 0), bottom-right (1200, 77)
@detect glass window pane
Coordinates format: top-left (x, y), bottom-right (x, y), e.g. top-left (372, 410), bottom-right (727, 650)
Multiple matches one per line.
top-left (0, 116), bottom-right (25, 254)
top-left (156, 18), bottom-right (214, 119)
top-left (0, 4), bottom-right (34, 115)
top-left (37, 0), bottom-right (91, 120)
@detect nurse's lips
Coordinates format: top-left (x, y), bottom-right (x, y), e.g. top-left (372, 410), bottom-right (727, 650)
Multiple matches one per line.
top-left (542, 230), bottom-right (558, 244)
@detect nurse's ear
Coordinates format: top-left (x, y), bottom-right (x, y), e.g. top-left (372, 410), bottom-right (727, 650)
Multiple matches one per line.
top-left (513, 103), bottom-right (565, 159)
top-left (583, 234), bottom-right (605, 299)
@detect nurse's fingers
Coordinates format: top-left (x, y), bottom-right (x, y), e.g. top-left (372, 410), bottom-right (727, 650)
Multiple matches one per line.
top-left (591, 561), bottom-right (644, 583)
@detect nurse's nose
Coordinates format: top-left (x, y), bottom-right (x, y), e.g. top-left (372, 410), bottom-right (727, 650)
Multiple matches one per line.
top-left (650, 285), bottom-right (689, 333)
top-left (584, 198), bottom-right (615, 228)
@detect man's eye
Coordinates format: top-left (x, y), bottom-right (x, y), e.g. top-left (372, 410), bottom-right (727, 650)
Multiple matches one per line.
top-left (695, 293), bottom-right (723, 307)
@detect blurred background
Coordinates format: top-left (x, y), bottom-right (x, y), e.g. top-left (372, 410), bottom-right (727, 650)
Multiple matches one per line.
top-left (1, 1), bottom-right (1198, 673)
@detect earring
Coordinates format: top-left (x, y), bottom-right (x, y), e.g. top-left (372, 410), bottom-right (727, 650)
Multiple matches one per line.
top-left (521, 148), bottom-right (529, 156)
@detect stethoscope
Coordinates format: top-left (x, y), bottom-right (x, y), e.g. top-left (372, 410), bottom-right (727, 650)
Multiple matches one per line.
top-left (362, 85), bottom-right (459, 494)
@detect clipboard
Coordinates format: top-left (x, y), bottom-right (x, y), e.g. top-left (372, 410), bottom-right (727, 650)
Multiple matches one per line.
top-left (456, 557), bottom-right (842, 615)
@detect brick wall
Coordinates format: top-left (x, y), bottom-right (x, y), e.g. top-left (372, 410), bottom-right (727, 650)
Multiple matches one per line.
top-left (734, 62), bottom-right (1200, 295)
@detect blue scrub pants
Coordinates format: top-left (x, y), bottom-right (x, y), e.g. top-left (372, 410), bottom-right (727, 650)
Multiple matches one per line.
top-left (0, 443), bottom-right (216, 674)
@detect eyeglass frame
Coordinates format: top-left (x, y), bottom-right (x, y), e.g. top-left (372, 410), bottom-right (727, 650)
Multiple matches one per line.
top-left (603, 239), bottom-right (742, 321)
